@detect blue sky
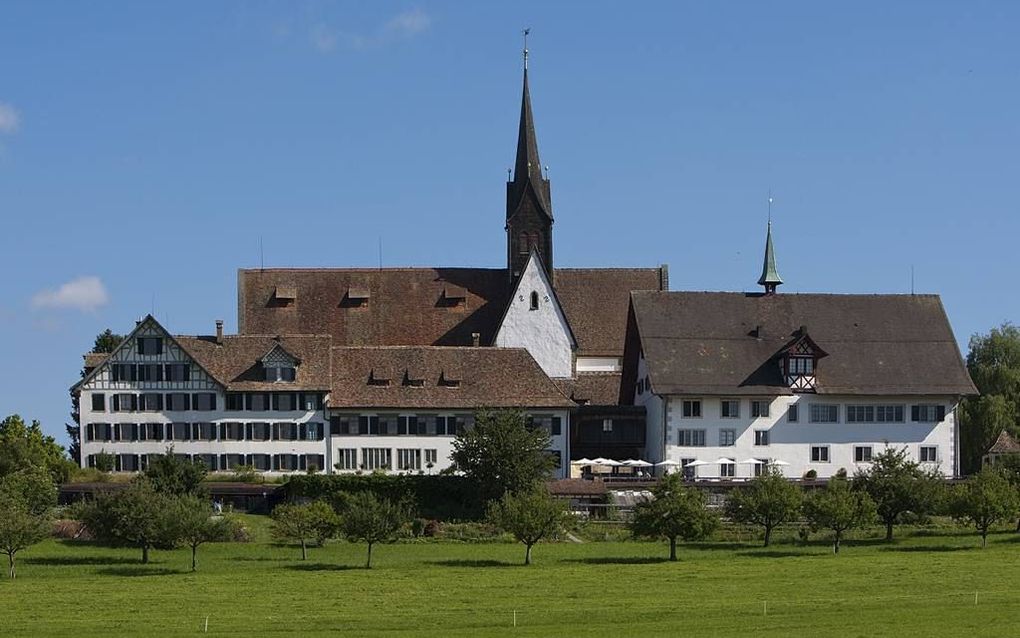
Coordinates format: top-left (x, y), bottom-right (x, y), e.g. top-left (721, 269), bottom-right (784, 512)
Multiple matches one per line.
top-left (1, 1), bottom-right (1018, 444)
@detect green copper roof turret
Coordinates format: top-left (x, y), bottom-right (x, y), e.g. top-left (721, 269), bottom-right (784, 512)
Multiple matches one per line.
top-left (758, 221), bottom-right (783, 294)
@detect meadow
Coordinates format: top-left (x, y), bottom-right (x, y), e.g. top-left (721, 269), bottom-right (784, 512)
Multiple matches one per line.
top-left (1, 517), bottom-right (1018, 637)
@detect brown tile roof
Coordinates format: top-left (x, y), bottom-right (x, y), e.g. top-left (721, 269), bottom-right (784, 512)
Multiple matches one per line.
top-left (238, 266), bottom-right (665, 357)
top-left (987, 430), bottom-right (1020, 455)
top-left (628, 291), bottom-right (977, 397)
top-left (329, 346), bottom-right (574, 409)
top-left (555, 373), bottom-right (625, 406)
top-left (84, 353), bottom-right (109, 369)
top-left (176, 335), bottom-right (333, 391)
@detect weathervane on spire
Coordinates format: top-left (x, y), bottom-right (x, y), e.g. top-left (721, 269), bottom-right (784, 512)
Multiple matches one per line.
top-left (768, 188), bottom-right (774, 224)
top-left (523, 28), bottom-right (530, 70)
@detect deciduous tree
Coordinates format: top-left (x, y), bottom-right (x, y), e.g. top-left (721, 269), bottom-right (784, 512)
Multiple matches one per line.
top-left (143, 447), bottom-right (207, 496)
top-left (853, 446), bottom-right (943, 541)
top-left (0, 468), bottom-right (56, 579)
top-left (802, 478), bottom-right (875, 554)
top-left (950, 467), bottom-right (1020, 548)
top-left (175, 496), bottom-right (232, 571)
top-left (80, 481), bottom-right (180, 563)
top-left (0, 414), bottom-right (74, 484)
top-left (451, 410), bottom-right (554, 503)
top-left (487, 487), bottom-right (571, 565)
top-left (724, 469), bottom-right (802, 547)
top-left (630, 474), bottom-right (718, 561)
top-left (271, 501), bottom-right (339, 561)
top-left (960, 323), bottom-right (1020, 473)
top-left (338, 492), bottom-right (407, 569)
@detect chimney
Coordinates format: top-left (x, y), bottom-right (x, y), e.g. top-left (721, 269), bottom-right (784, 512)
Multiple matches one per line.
top-left (471, 332), bottom-right (480, 347)
top-left (215, 320), bottom-right (224, 345)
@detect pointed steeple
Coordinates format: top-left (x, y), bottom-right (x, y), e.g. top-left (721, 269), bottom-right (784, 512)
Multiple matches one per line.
top-left (513, 69), bottom-right (544, 187)
top-left (758, 221), bottom-right (783, 294)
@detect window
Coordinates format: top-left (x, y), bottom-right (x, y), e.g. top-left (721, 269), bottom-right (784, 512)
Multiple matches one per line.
top-left (165, 393), bottom-right (190, 411)
top-left (720, 463), bottom-right (735, 477)
top-left (876, 405), bottom-right (905, 423)
top-left (140, 422), bottom-right (164, 441)
top-left (789, 356), bottom-right (814, 375)
top-left (226, 393), bottom-right (244, 411)
top-left (246, 393), bottom-right (270, 411)
top-left (854, 446), bottom-right (873, 462)
top-left (677, 429), bottom-right (706, 447)
top-left (912, 405), bottom-right (946, 423)
top-left (846, 405), bottom-right (875, 423)
top-left (753, 460), bottom-right (768, 477)
top-left (359, 416), bottom-right (380, 435)
top-left (264, 366), bottom-right (296, 382)
top-left (194, 422), bottom-right (217, 441)
top-left (193, 393), bottom-right (216, 411)
top-left (139, 393), bottom-right (163, 411)
top-left (362, 448), bottom-right (392, 471)
top-left (303, 422), bottom-right (323, 441)
top-left (118, 455), bottom-right (140, 472)
top-left (719, 429), bottom-right (736, 447)
top-left (301, 393), bottom-right (322, 411)
top-left (115, 423), bottom-right (139, 442)
top-left (751, 400), bottom-right (770, 418)
top-left (137, 337), bottom-right (163, 356)
top-left (137, 364), bottom-right (163, 382)
top-left (809, 404), bottom-right (839, 423)
top-left (221, 422), bottom-right (245, 441)
top-left (303, 455), bottom-right (324, 472)
top-left (397, 449), bottom-right (422, 471)
top-left (275, 454), bottom-right (299, 471)
top-left (810, 445), bottom-right (830, 463)
top-left (721, 400), bottom-right (740, 418)
top-left (437, 416), bottom-right (460, 436)
top-left (275, 423), bottom-right (299, 441)
top-left (112, 394), bottom-right (137, 412)
top-left (397, 416), bottom-right (418, 436)
top-left (249, 422), bottom-right (271, 441)
top-left (112, 363), bottom-right (137, 382)
top-left (249, 454), bottom-right (271, 471)
top-left (424, 449), bottom-right (438, 466)
top-left (530, 291), bottom-right (539, 310)
top-left (171, 422), bottom-right (191, 441)
top-left (788, 404), bottom-right (799, 423)
top-left (682, 400), bottom-right (702, 418)
top-left (551, 417), bottom-right (562, 436)
top-left (91, 394), bottom-right (106, 412)
top-left (754, 430), bottom-right (770, 446)
top-left (273, 393), bottom-right (297, 411)
top-left (335, 448), bottom-right (358, 470)
top-left (87, 423), bottom-right (112, 442)
top-left (165, 363), bottom-right (190, 382)
top-left (681, 458), bottom-right (696, 479)
top-left (222, 454), bottom-right (246, 471)
top-left (920, 446), bottom-right (938, 463)
top-left (602, 419), bottom-right (613, 433)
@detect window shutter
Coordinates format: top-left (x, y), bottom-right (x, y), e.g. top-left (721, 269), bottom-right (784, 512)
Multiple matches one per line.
top-left (272, 394), bottom-right (280, 411)
top-left (245, 394), bottom-right (252, 411)
top-left (299, 455), bottom-right (307, 471)
top-left (129, 395), bottom-right (138, 411)
top-left (130, 365), bottom-right (137, 382)
top-left (112, 395), bottom-right (120, 411)
top-left (936, 405), bottom-right (946, 421)
top-left (911, 405), bottom-right (920, 422)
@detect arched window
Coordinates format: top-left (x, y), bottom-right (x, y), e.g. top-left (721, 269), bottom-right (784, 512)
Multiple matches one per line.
top-left (518, 232), bottom-right (529, 255)
top-left (530, 291), bottom-right (539, 310)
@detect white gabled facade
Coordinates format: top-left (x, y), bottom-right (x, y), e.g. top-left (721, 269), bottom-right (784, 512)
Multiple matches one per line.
top-left (494, 252), bottom-right (576, 379)
top-left (76, 317), bottom-right (329, 475)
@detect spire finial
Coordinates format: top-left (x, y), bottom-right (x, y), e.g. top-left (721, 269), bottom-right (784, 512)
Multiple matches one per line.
top-left (767, 188), bottom-right (773, 224)
top-left (522, 28), bottom-right (530, 70)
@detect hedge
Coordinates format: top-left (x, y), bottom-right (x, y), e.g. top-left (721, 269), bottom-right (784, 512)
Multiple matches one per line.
top-left (282, 474), bottom-right (484, 521)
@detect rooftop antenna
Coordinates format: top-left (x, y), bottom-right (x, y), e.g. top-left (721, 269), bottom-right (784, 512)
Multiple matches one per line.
top-left (911, 264), bottom-right (915, 295)
top-left (151, 293), bottom-right (155, 318)
top-left (522, 28), bottom-right (530, 70)
top-left (259, 236), bottom-right (265, 272)
top-left (507, 167), bottom-right (512, 181)
top-left (378, 236), bottom-right (383, 270)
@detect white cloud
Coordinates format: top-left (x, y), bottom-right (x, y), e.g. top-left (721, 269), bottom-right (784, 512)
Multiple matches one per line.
top-left (0, 102), bottom-right (18, 134)
top-left (385, 8), bottom-right (431, 37)
top-left (309, 23), bottom-right (338, 53)
top-left (31, 276), bottom-right (109, 313)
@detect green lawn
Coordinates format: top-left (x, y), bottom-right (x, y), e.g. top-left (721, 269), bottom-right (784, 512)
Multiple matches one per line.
top-left (2, 519), bottom-right (1019, 637)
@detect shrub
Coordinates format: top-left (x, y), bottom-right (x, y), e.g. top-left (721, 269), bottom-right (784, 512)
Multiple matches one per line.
top-left (803, 469), bottom-right (818, 479)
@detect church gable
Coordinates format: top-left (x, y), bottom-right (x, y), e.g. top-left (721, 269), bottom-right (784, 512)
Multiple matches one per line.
top-left (76, 316), bottom-right (219, 392)
top-left (494, 252), bottom-right (576, 379)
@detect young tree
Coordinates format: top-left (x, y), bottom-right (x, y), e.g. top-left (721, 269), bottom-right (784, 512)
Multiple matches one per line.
top-left (80, 481), bottom-right (180, 563)
top-left (143, 447), bottom-right (207, 496)
top-left (175, 496), bottom-right (232, 571)
top-left (271, 501), bottom-right (339, 561)
top-left (0, 414), bottom-right (75, 484)
top-left (950, 467), bottom-right (1020, 548)
top-left (630, 474), bottom-right (719, 561)
top-left (802, 478), bottom-right (875, 554)
top-left (724, 469), bottom-right (802, 547)
top-left (338, 492), bottom-right (407, 569)
top-left (0, 468), bottom-right (57, 579)
top-left (487, 488), bottom-right (572, 565)
top-left (451, 409), bottom-right (554, 503)
top-left (853, 446), bottom-right (943, 541)
top-left (93, 450), bottom-right (116, 474)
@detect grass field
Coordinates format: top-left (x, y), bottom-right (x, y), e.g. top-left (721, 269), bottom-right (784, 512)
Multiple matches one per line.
top-left (2, 517), bottom-right (1019, 637)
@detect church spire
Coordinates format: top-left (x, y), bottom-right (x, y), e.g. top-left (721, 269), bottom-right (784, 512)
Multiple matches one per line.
top-left (513, 68), bottom-right (544, 187)
top-left (758, 220), bottom-right (783, 294)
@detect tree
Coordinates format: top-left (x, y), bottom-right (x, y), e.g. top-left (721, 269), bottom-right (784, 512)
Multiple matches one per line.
top-left (451, 409), bottom-right (554, 503)
top-left (990, 454), bottom-right (1020, 531)
top-left (142, 447), bottom-right (207, 496)
top-left (853, 446), bottom-right (943, 541)
top-left (68, 329), bottom-right (126, 466)
top-left (175, 496), bottom-right (231, 571)
top-left (950, 467), bottom-right (1020, 548)
top-left (0, 468), bottom-right (56, 579)
top-left (93, 450), bottom-right (116, 474)
top-left (338, 492), bottom-right (407, 568)
top-left (960, 323), bottom-right (1020, 473)
top-left (92, 329), bottom-right (125, 354)
top-left (80, 481), bottom-right (180, 563)
top-left (0, 414), bottom-right (75, 484)
top-left (630, 474), bottom-right (719, 561)
top-left (271, 501), bottom-right (339, 561)
top-left (802, 478), bottom-right (875, 554)
top-left (724, 469), bottom-right (802, 547)
top-left (487, 488), bottom-right (572, 565)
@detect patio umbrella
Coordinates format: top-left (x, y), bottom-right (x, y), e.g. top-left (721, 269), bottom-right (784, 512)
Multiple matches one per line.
top-left (622, 459), bottom-right (653, 467)
top-left (715, 458), bottom-right (737, 465)
top-left (684, 460), bottom-right (710, 467)
top-left (570, 458), bottom-right (594, 465)
top-left (599, 459), bottom-right (623, 467)
top-left (768, 459), bottom-right (790, 466)
top-left (738, 458), bottom-right (765, 465)
top-left (655, 460), bottom-right (681, 467)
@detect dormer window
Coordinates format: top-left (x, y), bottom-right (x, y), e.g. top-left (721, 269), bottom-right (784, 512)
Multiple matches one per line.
top-left (367, 370), bottom-right (390, 386)
top-left (265, 366), bottom-right (296, 382)
top-left (788, 356), bottom-right (814, 376)
top-left (273, 286), bottom-right (296, 306)
top-left (402, 371), bottom-right (425, 387)
top-left (778, 327), bottom-right (827, 393)
top-left (260, 343), bottom-right (299, 383)
top-left (438, 371), bottom-right (461, 388)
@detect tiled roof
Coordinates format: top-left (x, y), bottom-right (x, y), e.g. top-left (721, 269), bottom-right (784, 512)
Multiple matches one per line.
top-left (627, 291), bottom-right (977, 397)
top-left (238, 266), bottom-right (665, 357)
top-left (84, 353), bottom-right (109, 369)
top-left (987, 430), bottom-right (1020, 455)
top-left (555, 373), bottom-right (624, 406)
top-left (176, 335), bottom-right (333, 391)
top-left (329, 346), bottom-right (574, 409)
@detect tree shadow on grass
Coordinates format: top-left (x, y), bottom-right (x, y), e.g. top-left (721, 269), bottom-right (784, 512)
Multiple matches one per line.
top-left (96, 566), bottom-right (180, 577)
top-left (563, 557), bottom-right (670, 566)
top-left (25, 556), bottom-right (138, 567)
top-left (879, 545), bottom-right (975, 553)
top-left (684, 542), bottom-right (748, 552)
top-left (736, 550), bottom-right (810, 558)
top-left (428, 559), bottom-right (518, 568)
top-left (285, 563), bottom-right (359, 572)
